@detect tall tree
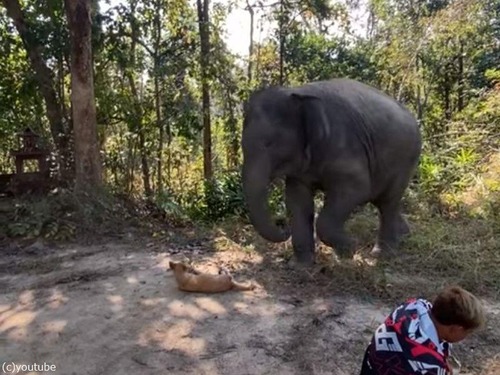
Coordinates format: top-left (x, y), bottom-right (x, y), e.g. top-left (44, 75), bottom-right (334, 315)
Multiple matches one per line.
top-left (152, 0), bottom-right (164, 192)
top-left (124, 0), bottom-right (152, 196)
top-left (278, 0), bottom-right (285, 84)
top-left (197, 0), bottom-right (212, 181)
top-left (245, 0), bottom-right (255, 83)
top-left (64, 0), bottom-right (102, 190)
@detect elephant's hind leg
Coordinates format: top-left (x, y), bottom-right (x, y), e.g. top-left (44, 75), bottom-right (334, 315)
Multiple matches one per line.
top-left (397, 212), bottom-right (410, 237)
top-left (371, 202), bottom-right (404, 257)
top-left (285, 177), bottom-right (316, 265)
top-left (371, 177), bottom-right (412, 257)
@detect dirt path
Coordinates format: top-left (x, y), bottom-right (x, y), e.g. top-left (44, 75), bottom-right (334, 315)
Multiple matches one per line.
top-left (1, 239), bottom-right (499, 375)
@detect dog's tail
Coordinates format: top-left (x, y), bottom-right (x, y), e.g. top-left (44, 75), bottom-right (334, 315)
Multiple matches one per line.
top-left (231, 281), bottom-right (256, 291)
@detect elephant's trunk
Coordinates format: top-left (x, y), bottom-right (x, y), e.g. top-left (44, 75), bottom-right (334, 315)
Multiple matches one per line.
top-left (242, 160), bottom-right (290, 243)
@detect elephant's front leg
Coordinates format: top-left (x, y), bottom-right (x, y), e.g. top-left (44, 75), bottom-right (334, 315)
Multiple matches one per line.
top-left (315, 193), bottom-right (357, 258)
top-left (285, 177), bottom-right (315, 265)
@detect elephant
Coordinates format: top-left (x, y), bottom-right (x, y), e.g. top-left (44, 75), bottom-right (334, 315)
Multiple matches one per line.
top-left (241, 78), bottom-right (422, 265)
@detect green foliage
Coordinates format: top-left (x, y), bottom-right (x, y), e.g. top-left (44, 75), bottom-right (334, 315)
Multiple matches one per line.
top-left (169, 169), bottom-right (280, 223)
top-left (153, 188), bottom-right (191, 224)
top-left (200, 171), bottom-right (247, 221)
top-left (414, 81), bottom-right (499, 218)
top-left (284, 31), bottom-right (377, 84)
top-left (150, 167), bottom-right (287, 225)
top-left (417, 154), bottom-right (443, 197)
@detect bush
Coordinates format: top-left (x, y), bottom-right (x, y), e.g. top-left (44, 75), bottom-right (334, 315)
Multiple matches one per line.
top-left (415, 83), bottom-right (500, 217)
top-left (0, 187), bottom-right (157, 242)
top-left (165, 170), bottom-right (286, 223)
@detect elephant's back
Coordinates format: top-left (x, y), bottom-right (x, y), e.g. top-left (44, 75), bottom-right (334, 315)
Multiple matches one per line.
top-left (304, 79), bottom-right (413, 115)
top-left (302, 79), bottom-right (420, 137)
top-left (304, 79), bottom-right (422, 175)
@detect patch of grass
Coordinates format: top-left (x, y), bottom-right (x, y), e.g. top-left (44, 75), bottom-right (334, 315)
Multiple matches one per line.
top-left (208, 206), bottom-right (500, 303)
top-left (204, 219), bottom-right (273, 253)
top-left (319, 208), bottom-right (500, 302)
top-left (316, 251), bottom-right (388, 296)
top-left (399, 215), bottom-right (500, 296)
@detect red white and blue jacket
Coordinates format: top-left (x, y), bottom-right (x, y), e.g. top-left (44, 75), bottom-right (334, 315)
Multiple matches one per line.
top-left (364, 298), bottom-right (451, 375)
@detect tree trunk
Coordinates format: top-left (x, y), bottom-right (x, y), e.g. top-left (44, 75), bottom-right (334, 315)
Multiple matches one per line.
top-left (125, 70), bottom-right (151, 197)
top-left (64, 0), bottom-right (102, 191)
top-left (127, 0), bottom-right (151, 197)
top-left (367, 5), bottom-right (374, 39)
top-left (126, 136), bottom-right (135, 194)
top-left (3, 0), bottom-right (71, 179)
top-left (457, 39), bottom-right (465, 112)
top-left (444, 70), bottom-right (451, 121)
top-left (279, 0), bottom-right (285, 85)
top-left (197, 0), bottom-right (213, 181)
top-left (138, 131), bottom-right (151, 195)
top-left (416, 55), bottom-right (423, 122)
top-left (255, 20), bottom-right (262, 80)
top-left (155, 73), bottom-right (163, 192)
top-left (154, 0), bottom-right (163, 192)
top-left (246, 0), bottom-right (254, 83)
top-left (224, 84), bottom-right (239, 169)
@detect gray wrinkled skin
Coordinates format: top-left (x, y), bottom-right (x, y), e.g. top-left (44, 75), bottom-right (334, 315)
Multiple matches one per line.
top-left (241, 78), bottom-right (422, 265)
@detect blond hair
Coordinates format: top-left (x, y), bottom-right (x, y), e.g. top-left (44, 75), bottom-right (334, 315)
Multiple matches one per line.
top-left (431, 285), bottom-right (486, 330)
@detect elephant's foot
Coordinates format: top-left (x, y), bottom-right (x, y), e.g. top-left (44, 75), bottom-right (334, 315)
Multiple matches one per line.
top-left (292, 248), bottom-right (316, 266)
top-left (286, 258), bottom-right (317, 284)
top-left (370, 239), bottom-right (399, 258)
top-left (317, 230), bottom-right (355, 259)
top-left (316, 220), bottom-right (354, 258)
top-left (372, 214), bottom-right (410, 258)
top-left (333, 238), bottom-right (355, 258)
top-left (287, 254), bottom-right (314, 271)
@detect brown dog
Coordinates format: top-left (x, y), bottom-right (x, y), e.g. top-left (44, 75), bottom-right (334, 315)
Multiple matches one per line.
top-left (169, 261), bottom-right (255, 293)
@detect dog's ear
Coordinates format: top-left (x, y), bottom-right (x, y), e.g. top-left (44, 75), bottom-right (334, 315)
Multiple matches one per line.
top-left (169, 261), bottom-right (177, 270)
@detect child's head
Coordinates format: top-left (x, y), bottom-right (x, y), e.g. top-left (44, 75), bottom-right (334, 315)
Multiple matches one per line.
top-left (431, 285), bottom-right (486, 343)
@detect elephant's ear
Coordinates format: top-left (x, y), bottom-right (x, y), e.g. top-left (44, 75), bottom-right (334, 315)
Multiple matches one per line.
top-left (290, 92), bottom-right (330, 158)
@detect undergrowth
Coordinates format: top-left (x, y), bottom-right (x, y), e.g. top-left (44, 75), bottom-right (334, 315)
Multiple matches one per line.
top-left (317, 182), bottom-right (500, 301)
top-left (0, 188), bottom-right (176, 243)
top-left (212, 206), bottom-right (500, 302)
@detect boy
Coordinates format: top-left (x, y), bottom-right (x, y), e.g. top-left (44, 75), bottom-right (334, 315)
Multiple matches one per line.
top-left (360, 285), bottom-right (486, 375)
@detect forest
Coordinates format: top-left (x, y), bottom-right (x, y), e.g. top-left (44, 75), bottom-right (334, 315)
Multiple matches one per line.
top-left (0, 0), bottom-right (499, 221)
top-left (0, 0), bottom-right (499, 373)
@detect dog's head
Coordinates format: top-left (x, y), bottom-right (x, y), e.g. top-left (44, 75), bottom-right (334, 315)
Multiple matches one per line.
top-left (169, 261), bottom-right (188, 272)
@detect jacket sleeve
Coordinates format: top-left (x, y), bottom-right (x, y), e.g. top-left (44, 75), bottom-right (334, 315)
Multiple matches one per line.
top-left (407, 359), bottom-right (450, 375)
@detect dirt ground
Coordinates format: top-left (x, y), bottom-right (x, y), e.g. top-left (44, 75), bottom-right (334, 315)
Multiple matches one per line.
top-left (1, 233), bottom-right (499, 375)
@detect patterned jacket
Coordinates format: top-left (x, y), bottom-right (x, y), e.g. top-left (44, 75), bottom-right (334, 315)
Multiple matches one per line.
top-left (365, 298), bottom-right (451, 375)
